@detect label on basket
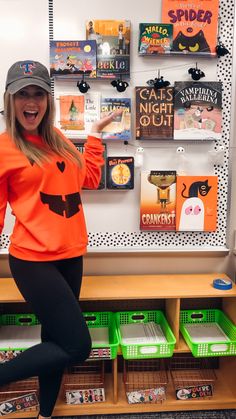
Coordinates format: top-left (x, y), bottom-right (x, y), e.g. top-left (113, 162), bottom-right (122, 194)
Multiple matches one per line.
top-left (66, 388), bottom-right (105, 404)
top-left (176, 384), bottom-right (213, 400)
top-left (0, 392), bottom-right (38, 415)
top-left (126, 387), bottom-right (166, 403)
top-left (89, 347), bottom-right (111, 359)
top-left (0, 349), bottom-right (23, 363)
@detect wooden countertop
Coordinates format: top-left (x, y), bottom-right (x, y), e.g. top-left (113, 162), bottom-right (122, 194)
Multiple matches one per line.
top-left (0, 273), bottom-right (235, 302)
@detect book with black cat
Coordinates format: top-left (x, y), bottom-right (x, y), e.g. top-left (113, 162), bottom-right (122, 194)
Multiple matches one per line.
top-left (176, 176), bottom-right (218, 231)
top-left (162, 0), bottom-right (219, 56)
top-left (135, 87), bottom-right (174, 140)
top-left (174, 81), bottom-right (222, 140)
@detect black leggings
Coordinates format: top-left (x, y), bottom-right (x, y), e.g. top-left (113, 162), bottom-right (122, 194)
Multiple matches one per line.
top-left (0, 254), bottom-right (91, 417)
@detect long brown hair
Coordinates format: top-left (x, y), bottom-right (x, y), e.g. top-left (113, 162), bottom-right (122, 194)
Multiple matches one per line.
top-left (4, 90), bottom-right (83, 167)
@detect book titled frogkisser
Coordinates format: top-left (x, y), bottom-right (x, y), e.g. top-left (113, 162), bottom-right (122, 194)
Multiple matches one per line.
top-left (50, 40), bottom-right (97, 77)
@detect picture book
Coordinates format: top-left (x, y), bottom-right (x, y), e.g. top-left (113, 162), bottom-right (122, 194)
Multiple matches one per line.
top-left (66, 388), bottom-right (105, 404)
top-left (162, 0), bottom-right (219, 55)
top-left (138, 23), bottom-right (173, 55)
top-left (0, 393), bottom-right (38, 416)
top-left (50, 40), bottom-right (97, 77)
top-left (100, 98), bottom-right (131, 140)
top-left (106, 157), bottom-right (134, 190)
top-left (74, 143), bottom-right (106, 190)
top-left (86, 20), bottom-right (130, 78)
top-left (55, 92), bottom-right (101, 139)
top-left (175, 176), bottom-right (218, 231)
top-left (174, 81), bottom-right (222, 140)
top-left (140, 170), bottom-right (176, 231)
top-left (135, 87), bottom-right (174, 140)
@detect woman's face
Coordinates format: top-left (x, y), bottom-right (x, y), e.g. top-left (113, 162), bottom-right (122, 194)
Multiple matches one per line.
top-left (14, 85), bottom-right (48, 135)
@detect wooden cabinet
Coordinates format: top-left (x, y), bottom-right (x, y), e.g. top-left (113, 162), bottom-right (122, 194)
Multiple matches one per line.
top-left (1, 273), bottom-right (236, 417)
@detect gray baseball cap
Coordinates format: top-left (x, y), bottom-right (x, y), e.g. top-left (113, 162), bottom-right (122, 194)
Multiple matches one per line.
top-left (5, 60), bottom-right (51, 94)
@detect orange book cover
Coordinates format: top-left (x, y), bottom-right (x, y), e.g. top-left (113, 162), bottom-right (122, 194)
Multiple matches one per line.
top-left (58, 95), bottom-right (85, 131)
top-left (140, 170), bottom-right (176, 231)
top-left (176, 176), bottom-right (218, 231)
top-left (162, 0), bottom-right (219, 54)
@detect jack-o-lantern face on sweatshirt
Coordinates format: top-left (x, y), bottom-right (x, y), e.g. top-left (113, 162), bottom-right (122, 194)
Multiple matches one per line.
top-left (40, 160), bottom-right (82, 218)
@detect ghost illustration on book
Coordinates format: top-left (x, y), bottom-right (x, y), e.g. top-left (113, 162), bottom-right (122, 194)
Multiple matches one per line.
top-left (178, 179), bottom-right (212, 231)
top-left (179, 197), bottom-right (205, 231)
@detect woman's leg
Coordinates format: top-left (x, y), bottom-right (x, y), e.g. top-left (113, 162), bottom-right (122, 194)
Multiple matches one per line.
top-left (39, 256), bottom-right (84, 416)
top-left (1, 255), bottom-right (91, 417)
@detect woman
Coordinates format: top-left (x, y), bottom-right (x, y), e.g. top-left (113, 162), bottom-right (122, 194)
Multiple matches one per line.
top-left (0, 60), bottom-right (117, 419)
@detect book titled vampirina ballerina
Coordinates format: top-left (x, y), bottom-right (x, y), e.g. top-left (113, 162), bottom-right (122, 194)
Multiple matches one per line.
top-left (174, 81), bottom-right (222, 140)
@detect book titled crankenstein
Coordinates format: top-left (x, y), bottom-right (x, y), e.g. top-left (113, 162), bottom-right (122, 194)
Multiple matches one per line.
top-left (174, 81), bottom-right (222, 140)
top-left (136, 87), bottom-right (174, 140)
top-left (138, 23), bottom-right (173, 55)
top-left (86, 20), bottom-right (130, 78)
top-left (140, 170), bottom-right (176, 231)
top-left (106, 157), bottom-right (134, 190)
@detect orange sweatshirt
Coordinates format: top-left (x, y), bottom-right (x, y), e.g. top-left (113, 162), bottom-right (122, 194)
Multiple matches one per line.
top-left (0, 130), bottom-right (104, 261)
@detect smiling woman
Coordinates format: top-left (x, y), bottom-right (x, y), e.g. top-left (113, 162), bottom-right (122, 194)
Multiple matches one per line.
top-left (0, 59), bottom-right (118, 419)
top-left (14, 86), bottom-right (48, 135)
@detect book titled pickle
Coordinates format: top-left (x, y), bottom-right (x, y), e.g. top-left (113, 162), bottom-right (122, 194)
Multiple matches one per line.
top-left (106, 157), bottom-right (134, 190)
top-left (138, 23), bottom-right (173, 55)
top-left (86, 19), bottom-right (130, 78)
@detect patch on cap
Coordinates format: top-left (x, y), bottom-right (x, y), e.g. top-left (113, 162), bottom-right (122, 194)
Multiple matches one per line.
top-left (6, 60), bottom-right (51, 94)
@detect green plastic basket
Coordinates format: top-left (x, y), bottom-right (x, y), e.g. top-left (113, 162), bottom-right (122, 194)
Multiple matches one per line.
top-left (115, 310), bottom-right (176, 359)
top-left (83, 311), bottom-right (119, 360)
top-left (180, 309), bottom-right (236, 357)
top-left (0, 313), bottom-right (40, 362)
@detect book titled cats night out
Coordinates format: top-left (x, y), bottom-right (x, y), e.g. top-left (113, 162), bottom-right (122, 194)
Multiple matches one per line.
top-left (162, 0), bottom-right (219, 55)
top-left (176, 176), bottom-right (218, 231)
top-left (136, 87), bottom-right (174, 140)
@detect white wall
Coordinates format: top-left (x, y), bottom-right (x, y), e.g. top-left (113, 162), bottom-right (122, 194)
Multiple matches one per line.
top-left (0, 0), bottom-right (235, 278)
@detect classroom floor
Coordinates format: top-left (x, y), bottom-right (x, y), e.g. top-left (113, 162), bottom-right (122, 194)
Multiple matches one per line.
top-left (54, 410), bottom-right (236, 419)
